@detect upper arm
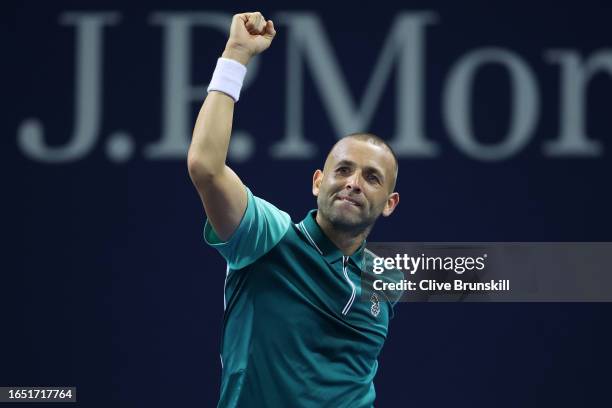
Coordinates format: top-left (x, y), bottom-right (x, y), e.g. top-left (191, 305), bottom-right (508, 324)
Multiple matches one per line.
top-left (202, 183), bottom-right (292, 271)
top-left (192, 165), bottom-right (247, 242)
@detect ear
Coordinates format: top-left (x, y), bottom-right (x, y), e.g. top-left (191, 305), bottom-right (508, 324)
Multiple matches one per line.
top-left (382, 192), bottom-right (400, 217)
top-left (312, 169), bottom-right (323, 197)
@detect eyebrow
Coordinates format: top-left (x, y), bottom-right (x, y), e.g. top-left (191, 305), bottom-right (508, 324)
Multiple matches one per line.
top-left (335, 160), bottom-right (386, 181)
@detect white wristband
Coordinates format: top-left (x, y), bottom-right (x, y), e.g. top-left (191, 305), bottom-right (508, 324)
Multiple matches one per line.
top-left (207, 57), bottom-right (247, 102)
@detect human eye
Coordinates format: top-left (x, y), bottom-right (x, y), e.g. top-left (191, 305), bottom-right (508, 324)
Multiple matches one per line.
top-left (366, 173), bottom-right (381, 184)
top-left (336, 166), bottom-right (351, 175)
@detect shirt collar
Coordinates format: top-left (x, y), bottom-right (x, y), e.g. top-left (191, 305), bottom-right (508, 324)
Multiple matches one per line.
top-left (299, 209), bottom-right (366, 269)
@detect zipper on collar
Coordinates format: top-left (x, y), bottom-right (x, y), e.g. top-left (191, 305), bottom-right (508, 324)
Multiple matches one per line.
top-left (341, 256), bottom-right (356, 315)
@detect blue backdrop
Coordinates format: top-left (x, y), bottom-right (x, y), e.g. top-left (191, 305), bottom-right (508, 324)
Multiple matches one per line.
top-left (7, 0), bottom-right (612, 406)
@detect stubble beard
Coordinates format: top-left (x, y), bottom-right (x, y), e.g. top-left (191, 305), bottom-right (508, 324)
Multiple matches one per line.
top-left (317, 194), bottom-right (377, 234)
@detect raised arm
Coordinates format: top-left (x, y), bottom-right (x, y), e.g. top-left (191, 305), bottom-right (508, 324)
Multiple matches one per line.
top-left (187, 12), bottom-right (276, 241)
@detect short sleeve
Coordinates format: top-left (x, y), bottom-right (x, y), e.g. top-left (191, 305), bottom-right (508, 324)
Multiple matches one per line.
top-left (203, 186), bottom-right (291, 270)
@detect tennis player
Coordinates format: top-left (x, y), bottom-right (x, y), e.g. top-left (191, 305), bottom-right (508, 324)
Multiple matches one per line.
top-left (187, 11), bottom-right (401, 407)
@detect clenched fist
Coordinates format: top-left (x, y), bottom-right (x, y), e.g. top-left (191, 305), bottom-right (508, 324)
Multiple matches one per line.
top-left (222, 12), bottom-right (276, 66)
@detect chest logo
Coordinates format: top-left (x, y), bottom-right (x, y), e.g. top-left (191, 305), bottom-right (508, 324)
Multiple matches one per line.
top-left (370, 293), bottom-right (380, 317)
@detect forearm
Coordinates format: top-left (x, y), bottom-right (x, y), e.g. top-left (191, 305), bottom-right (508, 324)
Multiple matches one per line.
top-left (187, 47), bottom-right (252, 178)
top-left (188, 11), bottom-right (275, 185)
top-left (187, 90), bottom-right (236, 178)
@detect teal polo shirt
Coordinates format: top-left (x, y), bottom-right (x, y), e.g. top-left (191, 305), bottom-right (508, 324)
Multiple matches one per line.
top-left (204, 187), bottom-right (400, 408)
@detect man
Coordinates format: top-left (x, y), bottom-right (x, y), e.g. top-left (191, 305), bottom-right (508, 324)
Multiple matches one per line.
top-left (187, 11), bottom-right (400, 408)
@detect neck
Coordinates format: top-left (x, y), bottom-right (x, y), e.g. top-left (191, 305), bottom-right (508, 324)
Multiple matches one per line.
top-left (315, 211), bottom-right (370, 256)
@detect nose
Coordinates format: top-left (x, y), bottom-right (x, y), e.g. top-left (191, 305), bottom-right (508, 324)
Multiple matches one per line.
top-left (345, 171), bottom-right (363, 193)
